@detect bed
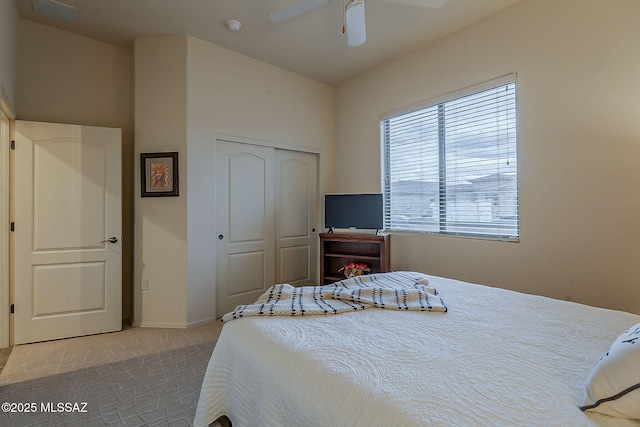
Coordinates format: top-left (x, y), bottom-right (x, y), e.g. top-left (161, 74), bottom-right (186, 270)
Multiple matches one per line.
top-left (194, 272), bottom-right (640, 426)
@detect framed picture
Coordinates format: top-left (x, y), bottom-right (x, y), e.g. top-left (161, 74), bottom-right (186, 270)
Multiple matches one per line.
top-left (140, 152), bottom-right (179, 197)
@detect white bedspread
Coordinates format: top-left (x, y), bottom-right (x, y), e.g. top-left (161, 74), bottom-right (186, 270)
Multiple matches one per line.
top-left (194, 274), bottom-right (640, 427)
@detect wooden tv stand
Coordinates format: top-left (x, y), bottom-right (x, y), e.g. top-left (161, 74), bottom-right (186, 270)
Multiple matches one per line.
top-left (319, 232), bottom-right (390, 285)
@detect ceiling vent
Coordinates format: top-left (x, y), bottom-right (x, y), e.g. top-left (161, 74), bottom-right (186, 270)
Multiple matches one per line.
top-left (32, 0), bottom-right (77, 24)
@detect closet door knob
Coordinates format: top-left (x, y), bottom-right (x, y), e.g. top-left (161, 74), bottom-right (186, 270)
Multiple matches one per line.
top-left (218, 234), bottom-right (224, 240)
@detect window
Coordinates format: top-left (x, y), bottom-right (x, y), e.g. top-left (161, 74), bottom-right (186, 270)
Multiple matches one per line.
top-left (381, 75), bottom-right (518, 240)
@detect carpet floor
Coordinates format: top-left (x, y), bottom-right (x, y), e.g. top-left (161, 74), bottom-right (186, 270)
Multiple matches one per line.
top-left (0, 321), bottom-right (223, 426)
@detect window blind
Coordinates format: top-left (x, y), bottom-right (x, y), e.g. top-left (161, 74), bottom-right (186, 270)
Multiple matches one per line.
top-left (381, 76), bottom-right (518, 240)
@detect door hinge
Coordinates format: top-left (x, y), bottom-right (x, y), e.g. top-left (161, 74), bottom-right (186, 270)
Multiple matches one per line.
top-left (10, 304), bottom-right (14, 314)
top-left (10, 140), bottom-right (15, 150)
top-left (10, 222), bottom-right (14, 232)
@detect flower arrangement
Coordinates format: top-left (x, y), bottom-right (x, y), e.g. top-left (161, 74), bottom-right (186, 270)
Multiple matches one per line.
top-left (338, 262), bottom-right (370, 278)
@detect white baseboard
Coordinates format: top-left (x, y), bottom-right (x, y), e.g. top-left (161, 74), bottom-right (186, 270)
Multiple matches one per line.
top-left (132, 321), bottom-right (188, 329)
top-left (131, 318), bottom-right (218, 329)
top-left (186, 317), bottom-right (218, 328)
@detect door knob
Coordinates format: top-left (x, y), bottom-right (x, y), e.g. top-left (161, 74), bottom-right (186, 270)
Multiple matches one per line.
top-left (218, 234), bottom-right (224, 240)
top-left (102, 237), bottom-right (118, 244)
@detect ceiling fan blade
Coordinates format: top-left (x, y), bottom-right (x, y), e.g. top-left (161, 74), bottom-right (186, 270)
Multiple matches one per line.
top-left (345, 0), bottom-right (366, 46)
top-left (379, 0), bottom-right (447, 7)
top-left (269, 0), bottom-right (330, 22)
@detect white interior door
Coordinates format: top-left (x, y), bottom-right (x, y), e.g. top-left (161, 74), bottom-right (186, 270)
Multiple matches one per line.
top-left (12, 121), bottom-right (122, 345)
top-left (0, 109), bottom-right (9, 348)
top-left (216, 140), bottom-right (275, 316)
top-left (275, 150), bottom-right (317, 286)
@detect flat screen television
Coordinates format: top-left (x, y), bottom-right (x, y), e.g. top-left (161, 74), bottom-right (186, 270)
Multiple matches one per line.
top-left (324, 193), bottom-right (383, 231)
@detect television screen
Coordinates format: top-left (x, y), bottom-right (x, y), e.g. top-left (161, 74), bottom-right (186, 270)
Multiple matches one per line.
top-left (324, 193), bottom-right (383, 230)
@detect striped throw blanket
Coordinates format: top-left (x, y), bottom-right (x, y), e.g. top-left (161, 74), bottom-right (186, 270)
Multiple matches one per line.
top-left (221, 271), bottom-right (447, 323)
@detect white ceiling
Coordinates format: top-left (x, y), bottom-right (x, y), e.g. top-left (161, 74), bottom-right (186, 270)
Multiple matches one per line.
top-left (14, 0), bottom-right (521, 85)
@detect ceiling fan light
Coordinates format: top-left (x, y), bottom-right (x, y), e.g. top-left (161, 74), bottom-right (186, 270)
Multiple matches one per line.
top-left (345, 0), bottom-right (366, 46)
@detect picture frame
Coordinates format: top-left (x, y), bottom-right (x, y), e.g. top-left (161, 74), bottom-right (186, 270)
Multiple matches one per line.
top-left (140, 152), bottom-right (179, 197)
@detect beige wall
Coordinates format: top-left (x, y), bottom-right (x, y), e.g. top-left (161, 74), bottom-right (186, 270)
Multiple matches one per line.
top-left (185, 36), bottom-right (335, 325)
top-left (134, 35), bottom-right (189, 327)
top-left (335, 0), bottom-right (640, 314)
top-left (0, 0), bottom-right (18, 111)
top-left (134, 35), bottom-right (335, 327)
top-left (17, 20), bottom-right (134, 320)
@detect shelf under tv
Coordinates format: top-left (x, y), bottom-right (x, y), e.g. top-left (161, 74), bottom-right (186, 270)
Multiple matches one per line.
top-left (319, 232), bottom-right (390, 285)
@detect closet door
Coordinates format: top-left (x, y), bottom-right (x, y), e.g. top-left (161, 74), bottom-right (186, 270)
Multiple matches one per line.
top-left (275, 150), bottom-right (317, 286)
top-left (215, 140), bottom-right (319, 316)
top-left (216, 140), bottom-right (275, 316)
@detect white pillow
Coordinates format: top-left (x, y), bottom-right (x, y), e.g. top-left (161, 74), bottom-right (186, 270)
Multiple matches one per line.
top-left (581, 322), bottom-right (640, 419)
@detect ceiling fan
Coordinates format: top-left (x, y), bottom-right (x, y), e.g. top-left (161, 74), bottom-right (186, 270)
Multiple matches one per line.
top-left (269, 0), bottom-right (448, 47)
